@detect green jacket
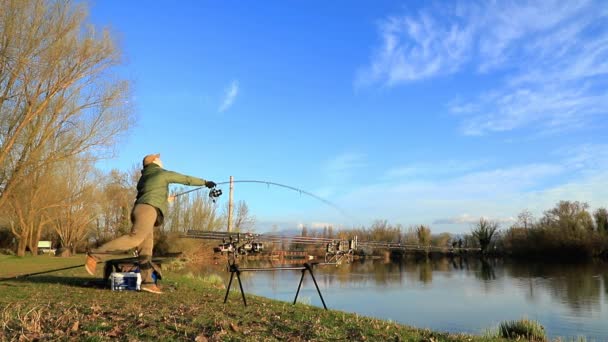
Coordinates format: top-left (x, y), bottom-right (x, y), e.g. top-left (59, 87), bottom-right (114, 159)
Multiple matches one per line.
top-left (135, 164), bottom-right (207, 218)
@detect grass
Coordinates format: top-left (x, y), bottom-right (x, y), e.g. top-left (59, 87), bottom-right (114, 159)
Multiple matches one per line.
top-left (498, 318), bottom-right (547, 341)
top-left (0, 255), bottom-right (513, 341)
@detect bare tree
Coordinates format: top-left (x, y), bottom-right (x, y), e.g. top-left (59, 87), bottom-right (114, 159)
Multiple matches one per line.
top-left (233, 201), bottom-right (255, 232)
top-left (541, 201), bottom-right (594, 232)
top-left (166, 190), bottom-right (224, 232)
top-left (97, 169), bottom-right (134, 239)
top-left (6, 164), bottom-right (56, 256)
top-left (517, 209), bottom-right (535, 229)
top-left (47, 157), bottom-right (98, 255)
top-left (0, 0), bottom-right (132, 218)
top-left (416, 225), bottom-right (432, 246)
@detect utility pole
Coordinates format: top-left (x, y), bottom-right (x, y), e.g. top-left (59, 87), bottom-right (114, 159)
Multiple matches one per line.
top-left (227, 176), bottom-right (234, 232)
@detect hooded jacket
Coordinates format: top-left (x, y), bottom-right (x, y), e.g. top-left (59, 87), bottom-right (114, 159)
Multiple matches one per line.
top-left (135, 163), bottom-right (207, 218)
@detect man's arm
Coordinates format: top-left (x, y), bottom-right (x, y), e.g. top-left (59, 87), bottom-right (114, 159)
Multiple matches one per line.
top-left (163, 170), bottom-right (207, 187)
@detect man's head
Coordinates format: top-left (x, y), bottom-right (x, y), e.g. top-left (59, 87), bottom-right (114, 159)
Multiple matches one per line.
top-left (143, 153), bottom-right (162, 168)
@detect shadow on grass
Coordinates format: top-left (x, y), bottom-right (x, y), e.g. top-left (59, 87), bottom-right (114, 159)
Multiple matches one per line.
top-left (8, 275), bottom-right (108, 289)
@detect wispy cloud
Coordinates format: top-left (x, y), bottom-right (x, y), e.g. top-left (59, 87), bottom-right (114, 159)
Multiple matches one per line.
top-left (316, 152), bottom-right (367, 199)
top-left (218, 80), bottom-right (239, 113)
top-left (384, 159), bottom-right (487, 179)
top-left (359, 1), bottom-right (608, 135)
top-left (327, 144), bottom-right (608, 231)
top-left (325, 152), bottom-right (367, 177)
top-left (356, 4), bottom-right (475, 86)
top-left (433, 214), bottom-right (515, 225)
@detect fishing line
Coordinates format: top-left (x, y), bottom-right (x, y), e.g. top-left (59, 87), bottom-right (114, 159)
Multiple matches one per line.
top-left (173, 179), bottom-right (357, 223)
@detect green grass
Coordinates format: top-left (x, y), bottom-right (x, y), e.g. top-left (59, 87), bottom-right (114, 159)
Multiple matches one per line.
top-left (498, 318), bottom-right (547, 341)
top-left (0, 255), bottom-right (511, 341)
top-left (0, 254), bottom-right (85, 279)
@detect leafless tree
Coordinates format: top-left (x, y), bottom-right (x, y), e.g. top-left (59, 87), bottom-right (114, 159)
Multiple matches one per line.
top-left (517, 209), bottom-right (535, 229)
top-left (0, 0), bottom-right (133, 216)
top-left (416, 225), bottom-right (432, 246)
top-left (47, 157), bottom-right (97, 255)
top-left (0, 0), bottom-right (133, 252)
top-left (232, 201), bottom-right (255, 232)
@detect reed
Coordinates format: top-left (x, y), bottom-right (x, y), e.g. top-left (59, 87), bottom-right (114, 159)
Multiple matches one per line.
top-left (498, 318), bottom-right (546, 341)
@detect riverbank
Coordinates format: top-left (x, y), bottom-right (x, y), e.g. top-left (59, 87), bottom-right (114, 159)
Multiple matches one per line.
top-left (0, 255), bottom-right (517, 341)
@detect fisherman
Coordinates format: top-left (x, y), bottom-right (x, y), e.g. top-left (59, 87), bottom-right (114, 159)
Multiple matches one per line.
top-left (85, 153), bottom-right (216, 294)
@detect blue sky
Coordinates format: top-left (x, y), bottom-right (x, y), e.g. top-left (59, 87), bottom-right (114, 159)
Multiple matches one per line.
top-left (89, 1), bottom-right (608, 234)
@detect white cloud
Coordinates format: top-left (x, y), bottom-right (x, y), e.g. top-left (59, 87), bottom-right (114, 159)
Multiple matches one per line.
top-left (324, 144), bottom-right (608, 232)
top-left (359, 1), bottom-right (608, 135)
top-left (218, 80), bottom-right (239, 113)
top-left (356, 5), bottom-right (475, 86)
top-left (433, 214), bottom-right (515, 225)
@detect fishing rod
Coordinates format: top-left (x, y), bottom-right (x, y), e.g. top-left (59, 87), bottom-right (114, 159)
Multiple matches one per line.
top-left (174, 179), bottom-right (355, 221)
top-left (0, 263), bottom-right (88, 282)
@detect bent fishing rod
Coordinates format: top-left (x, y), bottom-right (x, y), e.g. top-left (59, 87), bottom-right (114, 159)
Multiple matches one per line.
top-left (175, 179), bottom-right (355, 222)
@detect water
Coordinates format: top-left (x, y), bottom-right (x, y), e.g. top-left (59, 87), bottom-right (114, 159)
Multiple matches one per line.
top-left (201, 258), bottom-right (608, 340)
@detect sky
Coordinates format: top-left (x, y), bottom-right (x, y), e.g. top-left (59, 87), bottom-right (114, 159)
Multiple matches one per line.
top-left (88, 0), bottom-right (608, 234)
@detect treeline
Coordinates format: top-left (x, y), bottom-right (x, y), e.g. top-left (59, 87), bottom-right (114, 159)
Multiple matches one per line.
top-left (0, 0), bottom-right (132, 256)
top-left (0, 162), bottom-right (253, 256)
top-left (0, 1), bottom-right (253, 257)
top-left (497, 201), bottom-right (608, 259)
top-left (298, 200), bottom-right (608, 260)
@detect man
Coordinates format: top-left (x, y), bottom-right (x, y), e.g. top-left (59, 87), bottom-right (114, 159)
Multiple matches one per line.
top-left (85, 153), bottom-right (216, 294)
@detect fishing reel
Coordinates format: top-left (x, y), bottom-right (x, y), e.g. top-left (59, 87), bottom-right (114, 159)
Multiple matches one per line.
top-left (209, 187), bottom-right (223, 203)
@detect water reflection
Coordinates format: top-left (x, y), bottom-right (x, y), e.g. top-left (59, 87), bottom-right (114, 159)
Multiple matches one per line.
top-left (506, 262), bottom-right (605, 315)
top-left (185, 258), bottom-right (608, 339)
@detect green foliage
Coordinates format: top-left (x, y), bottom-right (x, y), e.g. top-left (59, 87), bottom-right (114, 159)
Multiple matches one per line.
top-left (471, 218), bottom-right (499, 253)
top-left (498, 318), bottom-right (546, 341)
top-left (594, 208), bottom-right (608, 234)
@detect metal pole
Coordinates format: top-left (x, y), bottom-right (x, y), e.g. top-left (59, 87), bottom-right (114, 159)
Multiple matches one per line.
top-left (227, 176), bottom-right (234, 232)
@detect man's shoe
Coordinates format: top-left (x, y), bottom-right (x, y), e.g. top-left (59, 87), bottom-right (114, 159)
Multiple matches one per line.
top-left (84, 254), bottom-right (98, 276)
top-left (141, 283), bottom-right (163, 294)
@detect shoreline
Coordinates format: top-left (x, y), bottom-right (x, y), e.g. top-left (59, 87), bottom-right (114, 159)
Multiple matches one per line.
top-left (0, 255), bottom-right (517, 341)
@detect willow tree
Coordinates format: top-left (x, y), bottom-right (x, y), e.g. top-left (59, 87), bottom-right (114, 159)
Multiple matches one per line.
top-left (0, 0), bottom-right (133, 253)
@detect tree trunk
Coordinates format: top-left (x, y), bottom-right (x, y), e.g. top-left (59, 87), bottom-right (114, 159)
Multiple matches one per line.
top-left (17, 238), bottom-right (26, 257)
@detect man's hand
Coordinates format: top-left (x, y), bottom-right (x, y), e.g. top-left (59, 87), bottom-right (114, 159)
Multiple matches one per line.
top-left (168, 195), bottom-right (176, 203)
top-left (205, 181), bottom-right (217, 188)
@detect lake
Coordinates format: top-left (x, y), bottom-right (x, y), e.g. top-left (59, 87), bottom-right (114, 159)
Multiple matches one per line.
top-left (202, 257), bottom-right (608, 340)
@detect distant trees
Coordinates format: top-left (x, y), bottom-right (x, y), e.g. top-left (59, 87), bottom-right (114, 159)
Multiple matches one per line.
top-left (232, 201), bottom-right (255, 232)
top-left (501, 201), bottom-right (608, 258)
top-left (593, 208), bottom-right (608, 234)
top-left (165, 190), bottom-right (224, 232)
top-left (415, 225), bottom-right (432, 246)
top-left (540, 201), bottom-right (594, 232)
top-left (471, 218), bottom-right (499, 254)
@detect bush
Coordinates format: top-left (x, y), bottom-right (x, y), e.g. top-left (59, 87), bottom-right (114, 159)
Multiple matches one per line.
top-left (498, 318), bottom-right (546, 341)
top-left (0, 248), bottom-right (15, 255)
